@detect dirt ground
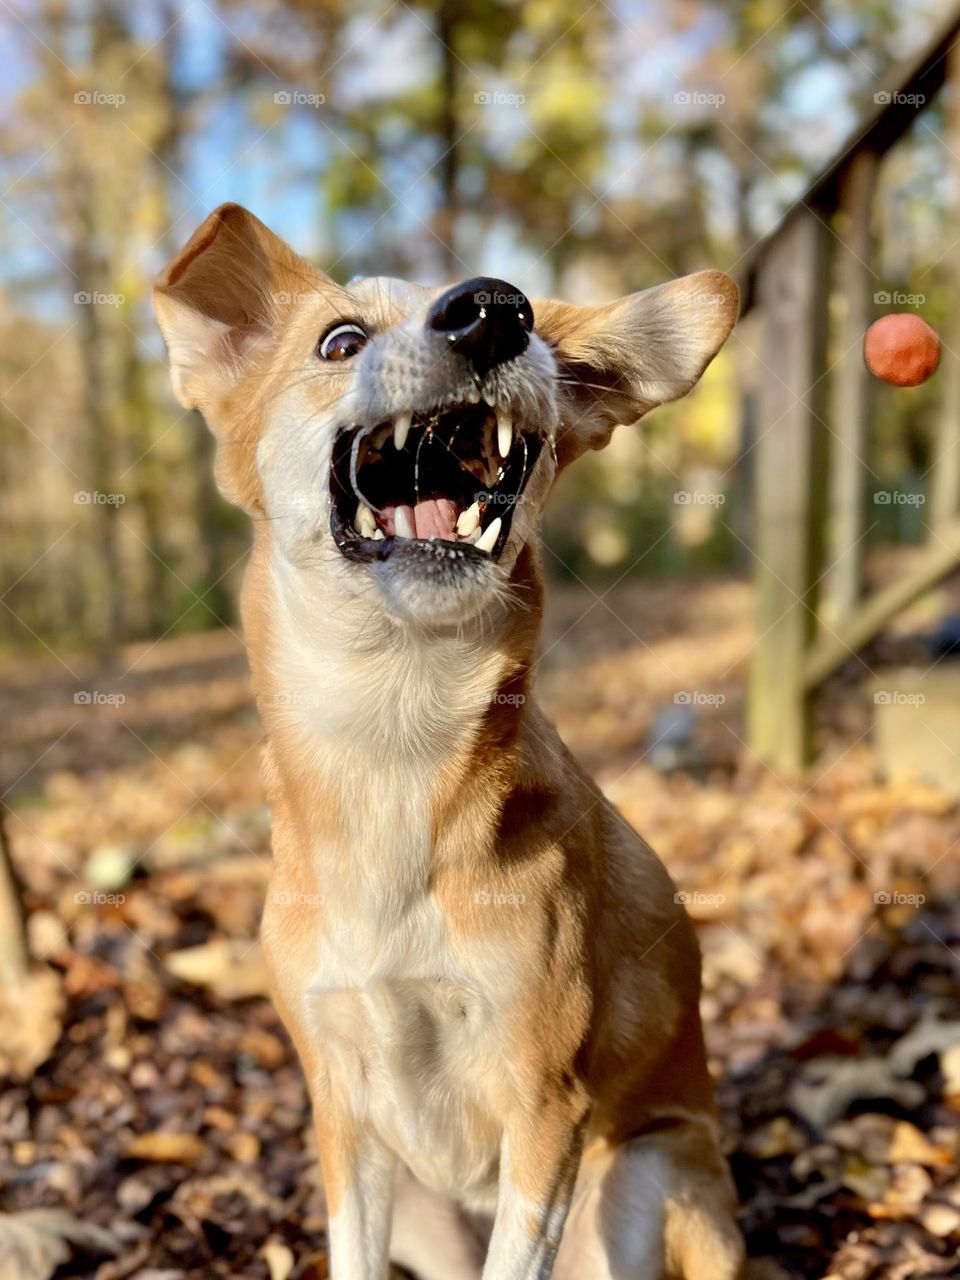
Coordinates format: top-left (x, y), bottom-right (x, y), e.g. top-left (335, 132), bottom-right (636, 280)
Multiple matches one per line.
top-left (1, 573), bottom-right (959, 1279)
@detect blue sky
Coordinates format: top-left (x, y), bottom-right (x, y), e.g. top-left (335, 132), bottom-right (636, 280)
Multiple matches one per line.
top-left (0, 0), bottom-right (947, 319)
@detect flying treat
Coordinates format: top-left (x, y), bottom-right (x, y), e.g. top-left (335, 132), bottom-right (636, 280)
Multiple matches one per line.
top-left (864, 312), bottom-right (941, 387)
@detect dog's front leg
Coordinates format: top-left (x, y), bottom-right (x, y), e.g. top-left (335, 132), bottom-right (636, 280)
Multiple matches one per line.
top-left (482, 1093), bottom-right (588, 1280)
top-left (316, 1115), bottom-right (397, 1280)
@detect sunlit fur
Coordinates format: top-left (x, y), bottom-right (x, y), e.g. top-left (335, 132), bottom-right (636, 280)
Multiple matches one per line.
top-left (155, 204), bottom-right (744, 1280)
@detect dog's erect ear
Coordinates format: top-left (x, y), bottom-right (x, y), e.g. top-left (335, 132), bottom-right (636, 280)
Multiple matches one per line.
top-left (153, 203), bottom-right (327, 419)
top-left (535, 270), bottom-right (739, 464)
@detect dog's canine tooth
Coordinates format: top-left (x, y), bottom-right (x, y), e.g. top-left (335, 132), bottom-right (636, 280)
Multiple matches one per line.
top-left (393, 412), bottom-right (412, 451)
top-left (456, 501), bottom-right (482, 537)
top-left (465, 527), bottom-right (482, 544)
top-left (355, 503), bottom-right (377, 538)
top-left (394, 507), bottom-right (415, 539)
top-left (475, 516), bottom-right (501, 554)
top-left (497, 409), bottom-right (513, 458)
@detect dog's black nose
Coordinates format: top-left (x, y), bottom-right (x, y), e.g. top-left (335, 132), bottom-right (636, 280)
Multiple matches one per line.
top-left (428, 276), bottom-right (532, 375)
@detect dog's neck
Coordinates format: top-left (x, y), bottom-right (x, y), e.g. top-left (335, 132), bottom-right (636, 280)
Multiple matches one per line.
top-left (243, 531), bottom-right (545, 876)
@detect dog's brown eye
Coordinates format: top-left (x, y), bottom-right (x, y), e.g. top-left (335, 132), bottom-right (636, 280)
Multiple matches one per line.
top-left (319, 323), bottom-right (367, 361)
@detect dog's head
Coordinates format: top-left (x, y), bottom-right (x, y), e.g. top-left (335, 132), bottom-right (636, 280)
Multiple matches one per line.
top-left (154, 204), bottom-right (738, 627)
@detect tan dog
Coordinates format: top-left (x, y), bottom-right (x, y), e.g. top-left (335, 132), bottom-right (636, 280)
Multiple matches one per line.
top-left (154, 205), bottom-right (743, 1280)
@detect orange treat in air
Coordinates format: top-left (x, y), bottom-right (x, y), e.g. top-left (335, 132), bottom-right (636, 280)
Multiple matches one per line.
top-left (864, 313), bottom-right (940, 387)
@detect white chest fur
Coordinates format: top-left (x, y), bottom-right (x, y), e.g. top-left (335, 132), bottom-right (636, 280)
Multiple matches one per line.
top-left (265, 559), bottom-right (515, 1199)
top-left (306, 888), bottom-right (505, 1200)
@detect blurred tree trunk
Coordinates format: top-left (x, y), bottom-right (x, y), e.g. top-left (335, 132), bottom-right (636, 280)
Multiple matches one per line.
top-left (77, 248), bottom-right (125, 651)
top-left (156, 1), bottom-right (229, 625)
top-left (46, 0), bottom-right (125, 653)
top-left (123, 334), bottom-right (173, 634)
top-left (0, 804), bottom-right (29, 987)
top-left (193, 428), bottom-right (231, 623)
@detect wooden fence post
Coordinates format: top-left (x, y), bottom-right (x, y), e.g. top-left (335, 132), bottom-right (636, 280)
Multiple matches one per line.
top-left (931, 44), bottom-right (960, 530)
top-left (748, 207), bottom-right (830, 771)
top-left (827, 150), bottom-right (878, 623)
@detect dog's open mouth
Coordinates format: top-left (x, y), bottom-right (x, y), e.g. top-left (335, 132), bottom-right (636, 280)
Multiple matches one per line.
top-left (330, 402), bottom-right (542, 564)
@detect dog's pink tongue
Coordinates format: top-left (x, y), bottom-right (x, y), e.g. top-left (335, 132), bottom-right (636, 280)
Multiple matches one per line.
top-left (380, 499), bottom-right (457, 540)
top-left (413, 497), bottom-right (457, 539)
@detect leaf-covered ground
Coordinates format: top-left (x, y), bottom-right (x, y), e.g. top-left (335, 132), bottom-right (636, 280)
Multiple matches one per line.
top-left (1, 574), bottom-right (959, 1279)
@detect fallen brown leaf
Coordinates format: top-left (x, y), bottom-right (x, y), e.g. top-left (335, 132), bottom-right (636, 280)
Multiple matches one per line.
top-left (888, 1120), bottom-right (954, 1167)
top-left (124, 1132), bottom-right (207, 1165)
top-left (162, 939), bottom-right (269, 1001)
top-left (790, 1057), bottom-right (924, 1129)
top-left (225, 1129), bottom-right (261, 1164)
top-left (0, 967), bottom-right (64, 1080)
top-left (0, 1209), bottom-right (118, 1280)
top-left (920, 1202), bottom-right (960, 1237)
top-left (260, 1239), bottom-right (295, 1280)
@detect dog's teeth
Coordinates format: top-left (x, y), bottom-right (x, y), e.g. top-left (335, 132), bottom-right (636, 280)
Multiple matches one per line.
top-left (497, 410), bottom-right (513, 458)
top-left (456, 501), bottom-right (482, 537)
top-left (394, 507), bottom-right (415, 539)
top-left (355, 503), bottom-right (377, 538)
top-left (475, 517), bottom-right (502, 554)
top-left (372, 528), bottom-right (385, 540)
top-left (466, 527), bottom-right (482, 544)
top-left (393, 412), bottom-right (412, 451)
